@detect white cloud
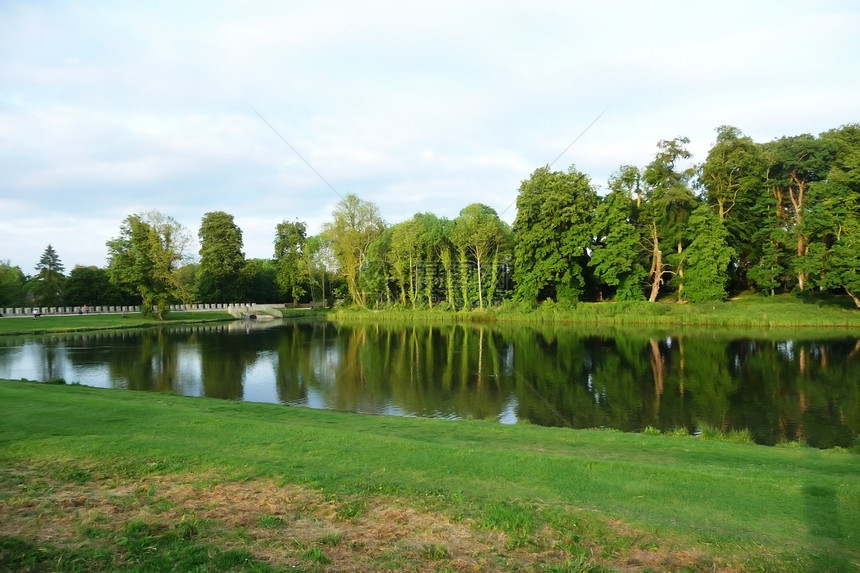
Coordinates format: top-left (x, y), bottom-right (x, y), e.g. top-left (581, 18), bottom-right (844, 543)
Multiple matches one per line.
top-left (1, 0), bottom-right (858, 270)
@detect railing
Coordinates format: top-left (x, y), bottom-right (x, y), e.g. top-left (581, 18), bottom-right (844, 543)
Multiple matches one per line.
top-left (0, 303), bottom-right (290, 317)
top-left (1, 302), bottom-right (325, 318)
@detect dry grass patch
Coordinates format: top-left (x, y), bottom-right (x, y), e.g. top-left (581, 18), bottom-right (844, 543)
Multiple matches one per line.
top-left (0, 461), bottom-right (748, 572)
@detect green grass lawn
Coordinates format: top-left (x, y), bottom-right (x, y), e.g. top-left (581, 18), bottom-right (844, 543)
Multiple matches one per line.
top-left (1, 380), bottom-right (857, 572)
top-left (0, 310), bottom-right (234, 335)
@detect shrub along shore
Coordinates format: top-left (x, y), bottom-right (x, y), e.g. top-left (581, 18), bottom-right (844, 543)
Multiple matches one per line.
top-left (1, 380), bottom-right (858, 572)
top-left (331, 294), bottom-right (860, 329)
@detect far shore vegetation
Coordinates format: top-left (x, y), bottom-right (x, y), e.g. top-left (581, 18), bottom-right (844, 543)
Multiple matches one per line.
top-left (4, 294), bottom-right (860, 337)
top-left (2, 379), bottom-right (858, 572)
top-left (3, 124), bottom-right (860, 322)
top-left (329, 292), bottom-right (860, 329)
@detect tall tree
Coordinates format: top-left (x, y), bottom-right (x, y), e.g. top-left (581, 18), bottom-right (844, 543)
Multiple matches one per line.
top-left (364, 227), bottom-right (396, 306)
top-left (512, 166), bottom-right (598, 305)
top-left (383, 213), bottom-right (451, 308)
top-left (389, 218), bottom-right (422, 306)
top-left (762, 134), bottom-right (834, 291)
top-left (642, 138), bottom-right (698, 301)
top-left (274, 220), bottom-right (308, 306)
top-left (32, 244), bottom-right (66, 307)
top-left (699, 126), bottom-right (767, 290)
top-left (412, 212), bottom-right (451, 308)
top-left (302, 234), bottom-right (333, 306)
top-left (678, 205), bottom-right (735, 302)
top-left (322, 194), bottom-right (385, 307)
top-left (106, 211), bottom-right (191, 319)
top-left (700, 126), bottom-right (764, 222)
top-left (197, 211), bottom-right (250, 303)
top-left (816, 124), bottom-right (860, 305)
top-left (589, 166), bottom-right (647, 300)
top-left (453, 203), bottom-right (511, 309)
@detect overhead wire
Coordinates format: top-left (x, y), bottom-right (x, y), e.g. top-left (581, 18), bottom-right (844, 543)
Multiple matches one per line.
top-left (499, 106), bottom-right (608, 217)
top-left (253, 108), bottom-right (344, 200)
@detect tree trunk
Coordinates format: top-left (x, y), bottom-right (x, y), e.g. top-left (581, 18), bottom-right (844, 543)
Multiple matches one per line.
top-left (648, 338), bottom-right (664, 417)
top-left (846, 288), bottom-right (860, 309)
top-left (796, 236), bottom-right (806, 291)
top-left (647, 223), bottom-right (663, 303)
top-left (676, 239), bottom-right (684, 302)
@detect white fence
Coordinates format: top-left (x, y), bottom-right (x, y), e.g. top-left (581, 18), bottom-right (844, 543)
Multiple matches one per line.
top-left (1, 303), bottom-right (262, 317)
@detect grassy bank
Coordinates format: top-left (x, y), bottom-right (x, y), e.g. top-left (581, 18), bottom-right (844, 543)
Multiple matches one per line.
top-left (0, 310), bottom-right (234, 336)
top-left (333, 294), bottom-right (860, 329)
top-left (1, 380), bottom-right (857, 572)
top-left (3, 296), bottom-right (860, 337)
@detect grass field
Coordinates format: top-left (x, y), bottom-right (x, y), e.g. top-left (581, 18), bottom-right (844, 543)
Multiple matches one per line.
top-left (0, 310), bottom-right (234, 336)
top-left (1, 380), bottom-right (858, 572)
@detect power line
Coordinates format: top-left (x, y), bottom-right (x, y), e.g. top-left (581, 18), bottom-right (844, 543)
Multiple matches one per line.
top-left (253, 109), bottom-right (344, 200)
top-left (499, 107), bottom-right (608, 217)
top-left (548, 107), bottom-right (608, 169)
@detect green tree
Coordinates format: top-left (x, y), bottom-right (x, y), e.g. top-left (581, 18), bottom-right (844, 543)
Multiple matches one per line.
top-left (816, 124), bottom-right (860, 305)
top-left (642, 138), bottom-right (698, 301)
top-left (0, 261), bottom-right (27, 308)
top-left (63, 265), bottom-right (129, 306)
top-left (699, 126), bottom-right (767, 291)
top-left (589, 166), bottom-right (647, 301)
top-left (173, 263), bottom-right (198, 307)
top-left (388, 218), bottom-right (421, 306)
top-left (106, 211), bottom-right (191, 319)
top-left (747, 228), bottom-right (790, 296)
top-left (700, 126), bottom-right (765, 223)
top-left (383, 213), bottom-right (451, 308)
top-left (825, 217), bottom-right (860, 307)
top-left (246, 258), bottom-right (279, 303)
top-left (302, 234), bottom-right (333, 306)
top-left (274, 220), bottom-right (308, 306)
top-left (411, 212), bottom-right (451, 308)
top-left (679, 205), bottom-right (735, 302)
top-left (453, 203), bottom-right (511, 309)
top-left (762, 134), bottom-right (834, 291)
top-left (322, 194), bottom-right (385, 307)
top-left (364, 227), bottom-right (396, 306)
top-left (512, 166), bottom-right (598, 305)
top-left (197, 211), bottom-right (250, 303)
top-left (32, 244), bottom-right (65, 307)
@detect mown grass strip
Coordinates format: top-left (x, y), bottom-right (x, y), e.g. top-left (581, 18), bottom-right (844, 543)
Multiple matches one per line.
top-left (1, 380), bottom-right (858, 572)
top-left (0, 311), bottom-right (234, 336)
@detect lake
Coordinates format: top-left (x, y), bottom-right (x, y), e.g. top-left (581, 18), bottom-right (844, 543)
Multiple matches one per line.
top-left (1, 319), bottom-right (858, 448)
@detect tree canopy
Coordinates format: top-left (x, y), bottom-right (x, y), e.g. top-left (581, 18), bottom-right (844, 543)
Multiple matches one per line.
top-left (197, 211), bottom-right (250, 303)
top-left (513, 166), bottom-right (597, 305)
top-left (322, 194), bottom-right (385, 307)
top-left (106, 211), bottom-right (191, 319)
top-left (14, 122), bottom-right (859, 311)
top-left (32, 244), bottom-right (66, 307)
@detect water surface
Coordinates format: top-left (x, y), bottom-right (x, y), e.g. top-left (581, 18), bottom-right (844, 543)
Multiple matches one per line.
top-left (1, 319), bottom-right (858, 447)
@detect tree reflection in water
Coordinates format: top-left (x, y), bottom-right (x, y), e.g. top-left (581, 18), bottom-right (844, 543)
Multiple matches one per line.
top-left (0, 321), bottom-right (857, 447)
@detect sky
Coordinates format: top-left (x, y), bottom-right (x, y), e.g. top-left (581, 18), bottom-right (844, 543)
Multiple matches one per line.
top-left (2, 0), bottom-right (859, 273)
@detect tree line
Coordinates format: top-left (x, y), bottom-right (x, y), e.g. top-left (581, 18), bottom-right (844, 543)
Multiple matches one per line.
top-left (2, 123), bottom-right (858, 316)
